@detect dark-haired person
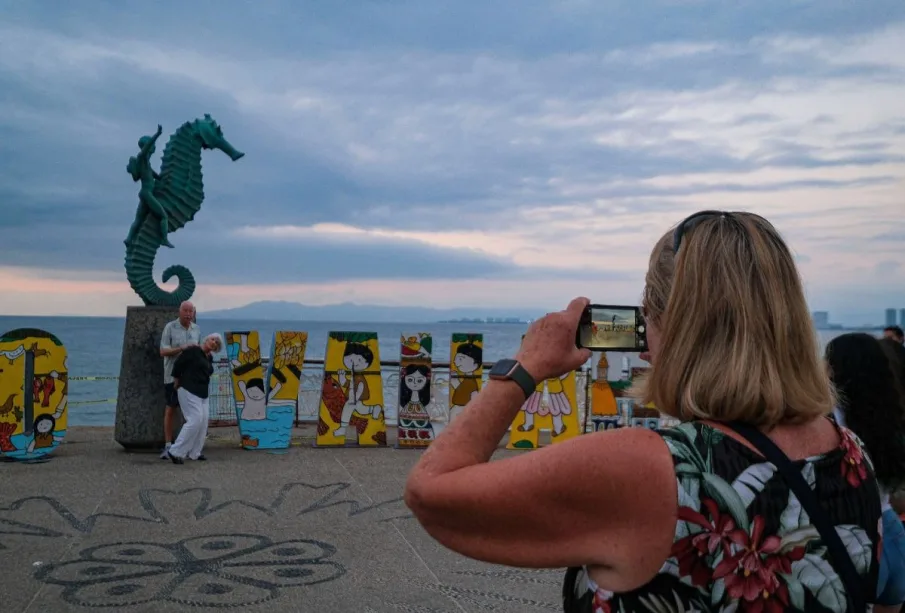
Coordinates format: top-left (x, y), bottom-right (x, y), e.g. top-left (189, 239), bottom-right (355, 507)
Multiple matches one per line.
top-left (166, 333), bottom-right (222, 464)
top-left (880, 337), bottom-right (905, 398)
top-left (885, 325), bottom-right (905, 345)
top-left (879, 338), bottom-right (905, 527)
top-left (827, 333), bottom-right (905, 608)
top-left (405, 211), bottom-right (885, 612)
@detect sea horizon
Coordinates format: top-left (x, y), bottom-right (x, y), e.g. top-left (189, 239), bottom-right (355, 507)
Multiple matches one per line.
top-left (0, 313), bottom-right (891, 331)
top-left (0, 315), bottom-right (889, 428)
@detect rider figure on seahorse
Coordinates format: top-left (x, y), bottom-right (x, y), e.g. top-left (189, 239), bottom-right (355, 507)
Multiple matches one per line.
top-left (124, 124), bottom-right (174, 249)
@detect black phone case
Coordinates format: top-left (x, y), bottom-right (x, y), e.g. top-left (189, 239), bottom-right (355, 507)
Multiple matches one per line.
top-left (575, 304), bottom-right (647, 352)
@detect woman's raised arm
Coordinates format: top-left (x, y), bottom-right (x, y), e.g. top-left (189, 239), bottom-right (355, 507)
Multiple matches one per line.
top-left (404, 298), bottom-right (678, 589)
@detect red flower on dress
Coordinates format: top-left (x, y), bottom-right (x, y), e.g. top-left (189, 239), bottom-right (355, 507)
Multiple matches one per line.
top-left (592, 588), bottom-right (613, 613)
top-left (839, 429), bottom-right (868, 488)
top-left (671, 498), bottom-right (738, 586)
top-left (713, 516), bottom-right (806, 613)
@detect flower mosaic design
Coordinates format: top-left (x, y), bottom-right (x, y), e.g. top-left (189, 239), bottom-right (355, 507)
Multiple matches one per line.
top-left (34, 533), bottom-right (345, 608)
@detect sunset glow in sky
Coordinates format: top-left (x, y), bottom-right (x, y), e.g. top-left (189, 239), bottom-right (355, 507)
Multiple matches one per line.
top-left (1, 1), bottom-right (903, 323)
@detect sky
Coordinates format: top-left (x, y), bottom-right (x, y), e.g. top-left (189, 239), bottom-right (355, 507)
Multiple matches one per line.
top-left (0, 0), bottom-right (903, 324)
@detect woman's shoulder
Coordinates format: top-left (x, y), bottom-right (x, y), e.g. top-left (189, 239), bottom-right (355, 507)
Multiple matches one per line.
top-left (656, 421), bottom-right (727, 459)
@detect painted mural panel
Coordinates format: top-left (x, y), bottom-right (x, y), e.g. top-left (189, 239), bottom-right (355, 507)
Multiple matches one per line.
top-left (0, 328), bottom-right (68, 461)
top-left (447, 333), bottom-right (483, 424)
top-left (226, 330), bottom-right (306, 450)
top-left (507, 335), bottom-right (579, 449)
top-left (316, 332), bottom-right (386, 447)
top-left (397, 333), bottom-right (435, 449)
top-left (226, 331), bottom-right (265, 449)
top-left (590, 353), bottom-right (617, 416)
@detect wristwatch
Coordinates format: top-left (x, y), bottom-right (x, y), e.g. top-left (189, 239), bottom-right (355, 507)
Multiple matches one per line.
top-left (488, 359), bottom-right (537, 400)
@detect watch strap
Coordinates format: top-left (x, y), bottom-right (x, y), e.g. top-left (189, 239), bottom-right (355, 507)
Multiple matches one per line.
top-left (490, 359), bottom-right (537, 399)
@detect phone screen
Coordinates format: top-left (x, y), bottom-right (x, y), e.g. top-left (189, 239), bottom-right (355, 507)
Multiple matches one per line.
top-left (576, 305), bottom-right (647, 352)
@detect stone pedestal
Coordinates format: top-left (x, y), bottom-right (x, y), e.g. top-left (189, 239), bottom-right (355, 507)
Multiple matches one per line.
top-left (115, 306), bottom-right (184, 450)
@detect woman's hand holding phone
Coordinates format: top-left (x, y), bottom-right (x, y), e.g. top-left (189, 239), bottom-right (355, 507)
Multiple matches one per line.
top-left (515, 297), bottom-right (592, 382)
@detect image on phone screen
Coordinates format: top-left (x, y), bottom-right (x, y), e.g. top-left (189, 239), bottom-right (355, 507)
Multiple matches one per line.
top-left (577, 305), bottom-right (646, 352)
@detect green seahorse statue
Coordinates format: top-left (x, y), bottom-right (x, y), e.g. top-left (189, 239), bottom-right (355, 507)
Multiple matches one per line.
top-left (123, 115), bottom-right (244, 306)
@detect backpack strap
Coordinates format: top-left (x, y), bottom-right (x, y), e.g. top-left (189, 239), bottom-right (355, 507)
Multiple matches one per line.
top-left (726, 421), bottom-right (865, 612)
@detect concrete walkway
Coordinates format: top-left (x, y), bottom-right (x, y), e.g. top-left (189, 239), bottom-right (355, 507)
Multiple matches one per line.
top-left (2, 426), bottom-right (563, 613)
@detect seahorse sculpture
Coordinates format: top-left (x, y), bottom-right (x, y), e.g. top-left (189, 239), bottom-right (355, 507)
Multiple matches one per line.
top-left (123, 114), bottom-right (244, 306)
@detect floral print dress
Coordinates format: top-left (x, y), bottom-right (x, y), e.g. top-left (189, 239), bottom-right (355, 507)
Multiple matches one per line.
top-left (563, 421), bottom-right (882, 613)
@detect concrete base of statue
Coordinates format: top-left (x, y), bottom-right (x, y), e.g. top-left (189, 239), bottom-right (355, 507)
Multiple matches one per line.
top-left (114, 305), bottom-right (185, 450)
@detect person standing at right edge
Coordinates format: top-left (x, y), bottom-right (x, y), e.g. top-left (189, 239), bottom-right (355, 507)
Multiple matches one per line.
top-left (826, 333), bottom-right (905, 610)
top-left (405, 211), bottom-right (885, 613)
top-left (159, 301), bottom-right (200, 458)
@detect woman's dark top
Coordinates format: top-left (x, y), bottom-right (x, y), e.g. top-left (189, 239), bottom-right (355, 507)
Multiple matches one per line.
top-left (171, 346), bottom-right (213, 399)
top-left (563, 421), bottom-right (882, 613)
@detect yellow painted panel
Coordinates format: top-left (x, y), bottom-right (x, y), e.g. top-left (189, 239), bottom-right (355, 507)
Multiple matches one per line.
top-left (0, 328), bottom-right (68, 460)
top-left (397, 333), bottom-right (435, 449)
top-left (316, 332), bottom-right (386, 447)
top-left (269, 331), bottom-right (307, 403)
top-left (245, 330), bottom-right (307, 450)
top-left (506, 379), bottom-right (545, 449)
top-left (549, 370), bottom-right (580, 444)
top-left (225, 331), bottom-right (267, 449)
top-left (507, 373), bottom-right (579, 449)
top-left (448, 333), bottom-right (483, 424)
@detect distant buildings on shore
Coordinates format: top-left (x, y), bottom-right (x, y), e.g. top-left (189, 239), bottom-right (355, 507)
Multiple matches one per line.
top-left (438, 317), bottom-right (529, 324)
top-left (886, 308), bottom-right (905, 328)
top-left (812, 308), bottom-right (905, 330)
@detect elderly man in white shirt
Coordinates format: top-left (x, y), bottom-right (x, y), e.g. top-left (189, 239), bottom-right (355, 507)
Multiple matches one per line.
top-left (159, 301), bottom-right (201, 458)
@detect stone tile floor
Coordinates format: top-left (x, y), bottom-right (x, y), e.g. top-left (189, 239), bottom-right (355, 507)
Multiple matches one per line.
top-left (1, 426), bottom-right (562, 612)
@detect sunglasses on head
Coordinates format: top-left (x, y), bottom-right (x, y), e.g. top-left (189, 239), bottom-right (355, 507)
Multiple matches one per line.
top-left (672, 210), bottom-right (733, 254)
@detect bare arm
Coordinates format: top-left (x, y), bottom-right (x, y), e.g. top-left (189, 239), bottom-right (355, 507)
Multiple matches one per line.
top-left (404, 298), bottom-right (677, 589)
top-left (405, 379), bottom-right (675, 575)
top-left (140, 124), bottom-right (163, 158)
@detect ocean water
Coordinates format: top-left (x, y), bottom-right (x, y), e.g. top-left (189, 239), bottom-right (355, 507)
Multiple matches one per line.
top-left (0, 315), bottom-right (870, 427)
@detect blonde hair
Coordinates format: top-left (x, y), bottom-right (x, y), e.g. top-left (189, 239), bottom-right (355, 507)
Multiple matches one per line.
top-left (203, 333), bottom-right (223, 353)
top-left (636, 211), bottom-right (832, 428)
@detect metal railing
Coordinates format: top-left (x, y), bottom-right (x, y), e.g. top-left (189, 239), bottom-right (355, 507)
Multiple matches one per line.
top-left (207, 358), bottom-right (594, 430)
top-left (69, 359), bottom-right (681, 432)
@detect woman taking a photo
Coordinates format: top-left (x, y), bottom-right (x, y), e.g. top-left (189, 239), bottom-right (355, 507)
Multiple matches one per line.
top-left (167, 333), bottom-right (222, 464)
top-left (406, 211), bottom-right (884, 612)
top-left (827, 333), bottom-right (905, 608)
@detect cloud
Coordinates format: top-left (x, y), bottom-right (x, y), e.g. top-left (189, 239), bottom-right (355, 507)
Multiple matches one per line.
top-left (0, 1), bottom-right (904, 319)
top-left (0, 220), bottom-right (591, 285)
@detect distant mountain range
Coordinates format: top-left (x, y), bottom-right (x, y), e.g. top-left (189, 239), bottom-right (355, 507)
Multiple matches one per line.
top-left (202, 301), bottom-right (542, 323)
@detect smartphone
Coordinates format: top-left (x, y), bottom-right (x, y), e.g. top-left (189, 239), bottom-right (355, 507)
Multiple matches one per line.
top-left (576, 304), bottom-right (647, 352)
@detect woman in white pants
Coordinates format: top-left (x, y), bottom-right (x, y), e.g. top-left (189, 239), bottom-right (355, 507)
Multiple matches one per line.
top-left (167, 333), bottom-right (222, 464)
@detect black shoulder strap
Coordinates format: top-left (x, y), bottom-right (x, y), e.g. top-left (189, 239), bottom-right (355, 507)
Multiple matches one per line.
top-left (726, 421), bottom-right (866, 613)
